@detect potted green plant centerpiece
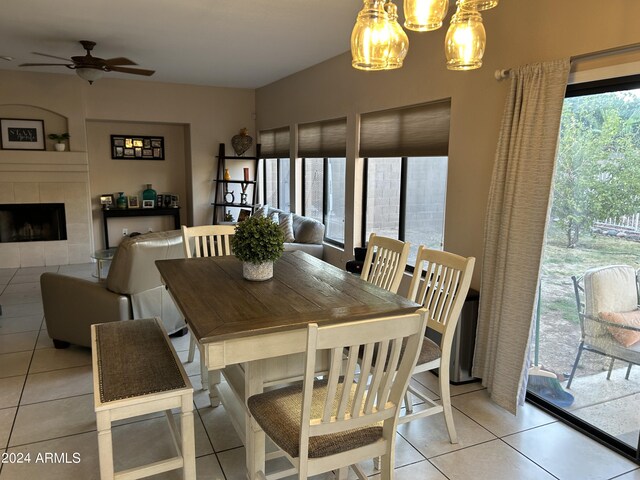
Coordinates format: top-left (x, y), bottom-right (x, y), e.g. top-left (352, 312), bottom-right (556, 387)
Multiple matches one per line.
top-left (231, 215), bottom-right (284, 281)
top-left (48, 133), bottom-right (70, 152)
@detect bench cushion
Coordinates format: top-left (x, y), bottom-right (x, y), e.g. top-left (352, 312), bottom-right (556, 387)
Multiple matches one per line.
top-left (95, 318), bottom-right (187, 403)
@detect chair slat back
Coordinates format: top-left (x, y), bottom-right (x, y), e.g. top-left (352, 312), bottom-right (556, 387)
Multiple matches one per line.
top-left (300, 309), bottom-right (427, 448)
top-left (407, 247), bottom-right (474, 339)
top-left (181, 225), bottom-right (235, 259)
top-left (360, 233), bottom-right (410, 294)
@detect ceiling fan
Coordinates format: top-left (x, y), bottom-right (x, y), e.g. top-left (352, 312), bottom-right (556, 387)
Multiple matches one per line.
top-left (19, 40), bottom-right (155, 84)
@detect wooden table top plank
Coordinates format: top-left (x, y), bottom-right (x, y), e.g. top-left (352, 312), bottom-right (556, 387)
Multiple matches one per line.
top-left (277, 252), bottom-right (405, 306)
top-left (157, 251), bottom-right (419, 343)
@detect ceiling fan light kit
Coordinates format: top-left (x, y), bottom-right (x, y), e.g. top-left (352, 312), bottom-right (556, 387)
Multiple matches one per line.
top-left (75, 67), bottom-right (104, 84)
top-left (351, 0), bottom-right (497, 72)
top-left (19, 40), bottom-right (155, 84)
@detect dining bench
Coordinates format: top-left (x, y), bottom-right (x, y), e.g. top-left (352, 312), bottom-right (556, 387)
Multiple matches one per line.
top-left (91, 317), bottom-right (196, 480)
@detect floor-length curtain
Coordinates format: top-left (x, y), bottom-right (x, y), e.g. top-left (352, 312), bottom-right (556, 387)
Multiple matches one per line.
top-left (473, 59), bottom-right (570, 414)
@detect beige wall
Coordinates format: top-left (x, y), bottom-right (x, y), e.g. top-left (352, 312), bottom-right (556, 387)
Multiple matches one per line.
top-left (87, 120), bottom-right (188, 249)
top-left (255, 0), bottom-right (640, 289)
top-left (0, 69), bottom-right (255, 266)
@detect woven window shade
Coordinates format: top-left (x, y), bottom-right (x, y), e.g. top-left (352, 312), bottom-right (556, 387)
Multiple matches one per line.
top-left (298, 117), bottom-right (347, 158)
top-left (360, 100), bottom-right (451, 158)
top-left (259, 127), bottom-right (290, 158)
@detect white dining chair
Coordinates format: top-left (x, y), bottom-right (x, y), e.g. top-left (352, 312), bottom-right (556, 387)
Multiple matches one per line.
top-left (181, 224), bottom-right (235, 387)
top-left (400, 246), bottom-right (475, 443)
top-left (247, 308), bottom-right (428, 480)
top-left (360, 233), bottom-right (410, 294)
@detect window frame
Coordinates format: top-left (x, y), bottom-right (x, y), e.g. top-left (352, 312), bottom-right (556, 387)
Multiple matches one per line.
top-left (302, 157), bottom-right (345, 248)
top-left (363, 156), bottom-right (447, 273)
top-left (261, 157), bottom-right (290, 211)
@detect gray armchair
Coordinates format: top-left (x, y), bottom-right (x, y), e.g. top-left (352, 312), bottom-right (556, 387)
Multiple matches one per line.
top-left (41, 230), bottom-right (185, 348)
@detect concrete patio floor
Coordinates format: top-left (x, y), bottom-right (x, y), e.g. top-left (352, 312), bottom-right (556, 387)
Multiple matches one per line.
top-left (562, 367), bottom-right (639, 447)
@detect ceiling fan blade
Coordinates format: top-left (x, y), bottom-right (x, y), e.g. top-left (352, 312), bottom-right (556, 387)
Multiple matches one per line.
top-left (32, 52), bottom-right (72, 62)
top-left (19, 63), bottom-right (72, 67)
top-left (104, 57), bottom-right (137, 66)
top-left (108, 66), bottom-right (155, 76)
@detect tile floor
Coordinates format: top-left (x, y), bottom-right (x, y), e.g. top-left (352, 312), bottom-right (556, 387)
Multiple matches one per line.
top-left (0, 264), bottom-right (639, 479)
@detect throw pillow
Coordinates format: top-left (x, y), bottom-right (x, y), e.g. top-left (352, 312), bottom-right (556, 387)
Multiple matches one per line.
top-left (253, 204), bottom-right (269, 218)
top-left (278, 213), bottom-right (295, 243)
top-left (295, 217), bottom-right (324, 244)
top-left (598, 310), bottom-right (640, 347)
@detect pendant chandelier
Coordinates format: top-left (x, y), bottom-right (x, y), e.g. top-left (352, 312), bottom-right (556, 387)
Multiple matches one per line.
top-left (351, 0), bottom-right (497, 71)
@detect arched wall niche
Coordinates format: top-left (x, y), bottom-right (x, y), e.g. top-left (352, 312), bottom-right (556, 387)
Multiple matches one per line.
top-left (0, 104), bottom-right (69, 151)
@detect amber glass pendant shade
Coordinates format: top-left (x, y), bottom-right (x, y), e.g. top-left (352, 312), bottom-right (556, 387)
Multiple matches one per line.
top-left (445, 7), bottom-right (486, 70)
top-left (351, 0), bottom-right (393, 70)
top-left (458, 0), bottom-right (498, 11)
top-left (385, 2), bottom-right (409, 69)
top-left (404, 0), bottom-right (449, 32)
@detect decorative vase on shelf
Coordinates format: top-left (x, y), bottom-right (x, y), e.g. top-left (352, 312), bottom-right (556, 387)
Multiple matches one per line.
top-left (224, 169), bottom-right (231, 181)
top-left (116, 192), bottom-right (127, 209)
top-left (142, 184), bottom-right (157, 205)
top-left (54, 143), bottom-right (66, 152)
top-left (231, 128), bottom-right (253, 156)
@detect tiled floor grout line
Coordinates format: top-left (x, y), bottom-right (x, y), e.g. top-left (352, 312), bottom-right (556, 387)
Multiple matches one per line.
top-left (608, 467), bottom-right (640, 479)
top-left (193, 407), bottom-right (230, 480)
top-left (497, 436), bottom-right (561, 479)
top-left (0, 269), bottom-right (20, 478)
top-left (3, 324), bottom-right (39, 462)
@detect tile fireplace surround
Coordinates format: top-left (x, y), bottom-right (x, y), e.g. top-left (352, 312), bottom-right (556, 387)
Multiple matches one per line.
top-left (0, 180), bottom-right (92, 268)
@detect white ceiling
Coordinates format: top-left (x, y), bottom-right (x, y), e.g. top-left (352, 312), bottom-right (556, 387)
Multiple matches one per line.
top-left (0, 0), bottom-right (363, 89)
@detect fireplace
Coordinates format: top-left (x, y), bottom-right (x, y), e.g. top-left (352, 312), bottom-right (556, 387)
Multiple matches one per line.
top-left (0, 203), bottom-right (67, 243)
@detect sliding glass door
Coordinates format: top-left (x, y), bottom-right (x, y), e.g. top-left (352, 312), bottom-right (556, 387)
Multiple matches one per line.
top-left (528, 74), bottom-right (640, 463)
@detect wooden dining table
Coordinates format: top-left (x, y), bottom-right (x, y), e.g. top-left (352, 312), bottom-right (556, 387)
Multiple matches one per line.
top-left (156, 250), bottom-right (420, 479)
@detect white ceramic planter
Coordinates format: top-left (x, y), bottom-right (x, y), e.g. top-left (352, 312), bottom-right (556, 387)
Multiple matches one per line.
top-left (243, 261), bottom-right (273, 281)
top-left (54, 143), bottom-right (66, 152)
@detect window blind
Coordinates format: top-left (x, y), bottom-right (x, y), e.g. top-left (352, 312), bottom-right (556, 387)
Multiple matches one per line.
top-left (259, 127), bottom-right (290, 158)
top-left (360, 99), bottom-right (451, 158)
top-left (298, 117), bottom-right (347, 158)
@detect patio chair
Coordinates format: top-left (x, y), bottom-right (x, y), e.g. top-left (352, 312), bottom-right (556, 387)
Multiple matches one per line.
top-left (247, 308), bottom-right (428, 480)
top-left (567, 265), bottom-right (640, 388)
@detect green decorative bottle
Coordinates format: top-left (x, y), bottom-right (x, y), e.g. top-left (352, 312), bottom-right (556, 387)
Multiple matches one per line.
top-left (142, 184), bottom-right (157, 206)
top-left (116, 192), bottom-right (127, 209)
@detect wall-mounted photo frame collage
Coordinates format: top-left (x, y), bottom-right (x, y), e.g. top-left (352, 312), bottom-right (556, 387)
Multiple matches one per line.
top-left (111, 135), bottom-right (164, 160)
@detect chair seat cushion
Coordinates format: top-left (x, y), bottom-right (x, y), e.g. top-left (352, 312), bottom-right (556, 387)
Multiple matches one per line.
top-left (248, 380), bottom-right (382, 459)
top-left (417, 337), bottom-right (442, 366)
top-left (599, 310), bottom-right (640, 347)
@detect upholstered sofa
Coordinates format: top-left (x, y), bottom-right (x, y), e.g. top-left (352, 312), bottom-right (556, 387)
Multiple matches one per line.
top-left (260, 206), bottom-right (325, 259)
top-left (41, 230), bottom-right (185, 348)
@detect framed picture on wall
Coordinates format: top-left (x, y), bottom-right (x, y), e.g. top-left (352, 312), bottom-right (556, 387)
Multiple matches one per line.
top-left (128, 195), bottom-right (140, 209)
top-left (111, 135), bottom-right (164, 160)
top-left (0, 118), bottom-right (46, 150)
top-left (237, 209), bottom-right (251, 222)
top-left (142, 199), bottom-right (154, 209)
top-left (99, 194), bottom-right (115, 209)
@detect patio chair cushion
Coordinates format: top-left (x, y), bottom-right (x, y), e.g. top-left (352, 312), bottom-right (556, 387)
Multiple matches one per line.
top-left (584, 265), bottom-right (637, 339)
top-left (599, 310), bottom-right (640, 347)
